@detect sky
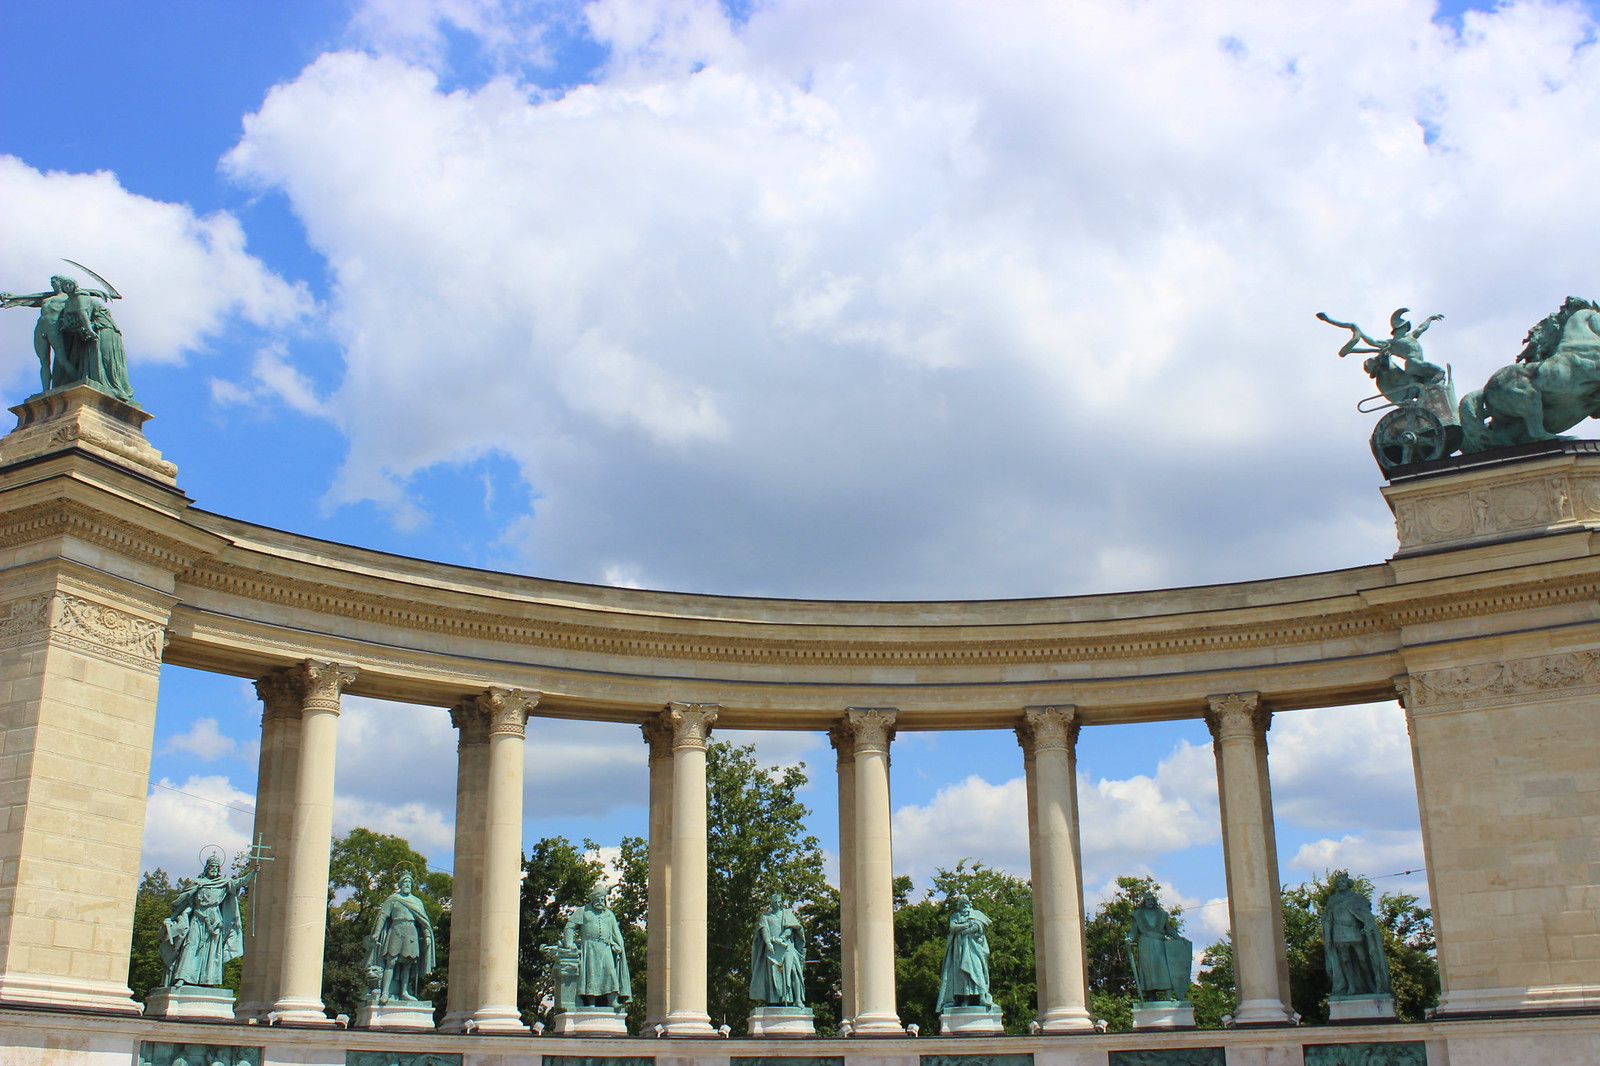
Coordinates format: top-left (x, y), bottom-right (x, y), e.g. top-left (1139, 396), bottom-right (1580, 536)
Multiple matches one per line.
top-left (5, 0), bottom-right (1597, 950)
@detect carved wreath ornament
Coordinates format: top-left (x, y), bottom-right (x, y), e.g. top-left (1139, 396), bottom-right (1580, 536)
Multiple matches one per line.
top-left (1, 591), bottom-right (165, 666)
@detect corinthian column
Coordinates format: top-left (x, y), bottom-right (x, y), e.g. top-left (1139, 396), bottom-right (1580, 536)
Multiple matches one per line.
top-left (844, 707), bottom-right (901, 1036)
top-left (440, 698), bottom-right (490, 1033)
top-left (662, 702), bottom-right (718, 1037)
top-left (1019, 706), bottom-right (1095, 1032)
top-left (236, 670), bottom-right (302, 1021)
top-left (472, 687), bottom-right (537, 1032)
top-left (1206, 692), bottom-right (1294, 1026)
top-left (829, 726), bottom-right (859, 1026)
top-left (642, 717), bottom-right (676, 1028)
top-left (272, 659), bottom-right (358, 1026)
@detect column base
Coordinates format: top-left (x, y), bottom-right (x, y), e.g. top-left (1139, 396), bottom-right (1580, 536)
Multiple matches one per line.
top-left (1435, 983), bottom-right (1600, 1015)
top-left (555, 1009), bottom-right (630, 1036)
top-left (355, 1000), bottom-right (437, 1029)
top-left (849, 1010), bottom-right (905, 1036)
top-left (749, 1006), bottom-right (815, 1037)
top-left (269, 996), bottom-right (336, 1027)
top-left (0, 971), bottom-right (142, 1015)
top-left (1037, 1005), bottom-right (1097, 1033)
top-left (1231, 997), bottom-right (1296, 1026)
top-left (470, 1004), bottom-right (530, 1033)
top-left (233, 998), bottom-right (271, 1023)
top-left (939, 1006), bottom-right (1004, 1035)
top-left (145, 985), bottom-right (237, 1021)
top-left (1132, 1000), bottom-right (1195, 1030)
top-left (437, 1009), bottom-right (474, 1033)
top-left (663, 1009), bottom-right (716, 1037)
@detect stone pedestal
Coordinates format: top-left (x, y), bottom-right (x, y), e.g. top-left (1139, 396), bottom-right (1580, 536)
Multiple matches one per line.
top-left (939, 1005), bottom-right (1004, 1035)
top-left (2, 384), bottom-right (176, 484)
top-left (553, 1009), bottom-right (629, 1036)
top-left (1132, 1000), bottom-right (1195, 1030)
top-left (748, 1006), bottom-right (816, 1037)
top-left (1328, 994), bottom-right (1397, 1022)
top-left (144, 985), bottom-right (238, 1021)
top-left (355, 1000), bottom-right (436, 1030)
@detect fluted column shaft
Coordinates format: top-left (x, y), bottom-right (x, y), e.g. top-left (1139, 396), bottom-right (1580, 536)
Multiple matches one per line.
top-left (830, 727), bottom-right (859, 1025)
top-left (473, 688), bottom-right (537, 1032)
top-left (846, 708), bottom-right (900, 1036)
top-left (1207, 693), bottom-right (1294, 1026)
top-left (642, 719), bottom-right (676, 1028)
top-left (236, 672), bottom-right (302, 1020)
top-left (663, 703), bottom-right (718, 1037)
top-left (441, 700), bottom-right (490, 1032)
top-left (1020, 706), bottom-right (1094, 1032)
top-left (272, 660), bottom-right (358, 1025)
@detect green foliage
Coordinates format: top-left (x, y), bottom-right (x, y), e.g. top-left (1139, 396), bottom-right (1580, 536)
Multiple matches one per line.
top-left (1191, 938), bottom-right (1234, 1029)
top-left (798, 881), bottom-right (842, 1035)
top-left (1084, 875), bottom-right (1186, 1033)
top-left (894, 859), bottom-right (1036, 1034)
top-left (610, 834), bottom-right (651, 1031)
top-left (704, 740), bottom-right (829, 1033)
top-left (128, 869), bottom-right (179, 999)
top-left (321, 828), bottom-right (450, 1019)
top-left (516, 835), bottom-right (609, 1025)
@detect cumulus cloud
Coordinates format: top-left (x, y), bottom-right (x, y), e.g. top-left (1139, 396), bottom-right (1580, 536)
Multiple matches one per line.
top-left (208, 0), bottom-right (1600, 599)
top-left (141, 775), bottom-right (257, 878)
top-left (0, 156), bottom-right (309, 395)
top-left (159, 717), bottom-right (242, 761)
top-left (1268, 702), bottom-right (1419, 832)
top-left (1288, 829), bottom-right (1430, 900)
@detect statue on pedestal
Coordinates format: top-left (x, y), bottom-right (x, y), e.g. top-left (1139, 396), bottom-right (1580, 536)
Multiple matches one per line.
top-left (937, 893), bottom-right (994, 1011)
top-left (560, 886), bottom-right (631, 1009)
top-left (365, 868), bottom-right (436, 1004)
top-left (1322, 872), bottom-right (1391, 997)
top-left (1127, 894), bottom-right (1192, 1002)
top-left (749, 893), bottom-right (807, 1007)
top-left (159, 851), bottom-right (256, 988)
top-left (1, 263), bottom-right (135, 402)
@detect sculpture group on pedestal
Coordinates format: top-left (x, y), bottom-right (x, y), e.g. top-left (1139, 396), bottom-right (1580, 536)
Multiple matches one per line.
top-left (935, 893), bottom-right (1002, 1035)
top-left (356, 868), bottom-right (439, 1029)
top-left (552, 887), bottom-right (631, 1035)
top-left (747, 893), bottom-right (815, 1037)
top-left (144, 850), bottom-right (259, 1020)
top-left (1, 265), bottom-right (135, 403)
top-left (1127, 894), bottom-right (1194, 1029)
top-left (1320, 872), bottom-right (1395, 1021)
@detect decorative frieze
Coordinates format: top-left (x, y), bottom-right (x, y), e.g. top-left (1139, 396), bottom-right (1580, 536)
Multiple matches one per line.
top-left (0, 590), bottom-right (166, 669)
top-left (1386, 463), bottom-right (1600, 553)
top-left (665, 702), bottom-right (719, 750)
top-left (1408, 650), bottom-right (1600, 711)
top-left (844, 708), bottom-right (897, 753)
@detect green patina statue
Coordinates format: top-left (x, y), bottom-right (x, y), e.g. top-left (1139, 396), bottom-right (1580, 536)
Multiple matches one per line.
top-left (159, 852), bottom-right (257, 988)
top-left (749, 893), bottom-right (807, 1007)
top-left (1, 263), bottom-right (135, 402)
top-left (1321, 872), bottom-right (1391, 998)
top-left (937, 893), bottom-right (995, 1012)
top-left (560, 886), bottom-right (631, 1010)
top-left (365, 868), bottom-right (436, 1004)
top-left (1127, 894), bottom-right (1192, 1003)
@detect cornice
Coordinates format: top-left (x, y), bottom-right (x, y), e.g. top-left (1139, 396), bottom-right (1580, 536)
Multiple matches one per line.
top-left (0, 497), bottom-right (217, 572)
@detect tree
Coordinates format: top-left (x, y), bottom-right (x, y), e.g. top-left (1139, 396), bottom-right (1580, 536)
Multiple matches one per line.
top-left (128, 869), bottom-right (180, 1000)
top-left (895, 859), bottom-right (1036, 1034)
top-left (609, 834), bottom-right (651, 1030)
top-left (704, 740), bottom-right (830, 1033)
top-left (321, 828), bottom-right (450, 1019)
top-left (516, 835), bottom-right (608, 1026)
top-left (1084, 875), bottom-right (1188, 1033)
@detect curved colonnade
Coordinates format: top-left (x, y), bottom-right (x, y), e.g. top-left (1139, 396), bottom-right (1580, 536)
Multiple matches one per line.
top-left (3, 388), bottom-right (1600, 1047)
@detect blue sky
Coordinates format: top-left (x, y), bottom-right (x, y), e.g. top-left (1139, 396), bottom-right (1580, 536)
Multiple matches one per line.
top-left (6, 0), bottom-right (1599, 944)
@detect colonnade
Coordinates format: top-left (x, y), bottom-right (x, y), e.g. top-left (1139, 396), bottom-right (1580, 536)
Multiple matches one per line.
top-left (233, 671), bottom-right (1302, 1033)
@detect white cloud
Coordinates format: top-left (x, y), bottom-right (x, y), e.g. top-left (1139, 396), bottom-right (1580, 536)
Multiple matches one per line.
top-left (0, 156), bottom-right (309, 395)
top-left (1268, 702), bottom-right (1419, 832)
top-left (141, 775), bottom-right (256, 879)
top-left (159, 717), bottom-right (241, 761)
top-left (1288, 829), bottom-right (1430, 902)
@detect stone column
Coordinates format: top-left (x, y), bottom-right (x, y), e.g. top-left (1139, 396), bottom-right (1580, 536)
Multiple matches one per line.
top-left (1020, 724), bottom-right (1046, 1022)
top-left (472, 687), bottom-right (537, 1032)
top-left (271, 659), bottom-right (358, 1025)
top-left (642, 718), bottom-right (675, 1028)
top-left (845, 707), bottom-right (901, 1036)
top-left (1019, 706), bottom-right (1095, 1032)
top-left (440, 698), bottom-right (490, 1033)
top-left (663, 702), bottom-right (718, 1037)
top-left (236, 670), bottom-right (303, 1021)
top-left (1206, 692), bottom-right (1294, 1027)
top-left (829, 726), bottom-right (859, 1026)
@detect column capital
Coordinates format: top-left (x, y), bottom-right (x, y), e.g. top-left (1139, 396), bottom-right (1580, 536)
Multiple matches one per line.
top-left (663, 702), bottom-right (719, 751)
top-left (255, 668), bottom-right (302, 723)
top-left (641, 716), bottom-right (675, 758)
top-left (1019, 705), bottom-right (1079, 753)
top-left (1392, 674), bottom-right (1413, 709)
top-left (844, 707), bottom-right (897, 753)
top-left (1205, 692), bottom-right (1268, 742)
top-left (477, 687), bottom-right (538, 737)
top-left (829, 724), bottom-right (857, 765)
top-left (450, 697), bottom-right (491, 745)
top-left (297, 659), bottom-right (359, 712)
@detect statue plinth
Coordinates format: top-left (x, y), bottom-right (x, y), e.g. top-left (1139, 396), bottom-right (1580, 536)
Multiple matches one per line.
top-left (2, 384), bottom-right (176, 485)
top-left (1131, 1000), bottom-right (1195, 1030)
top-left (552, 1009), bottom-right (629, 1037)
top-left (355, 999), bottom-right (436, 1030)
top-left (748, 1005), bottom-right (815, 1038)
top-left (1328, 993), bottom-right (1397, 1022)
top-left (938, 1005), bottom-right (1003, 1035)
top-left (143, 984), bottom-right (237, 1021)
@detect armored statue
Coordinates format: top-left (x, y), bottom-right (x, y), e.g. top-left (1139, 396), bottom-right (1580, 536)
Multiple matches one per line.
top-left (365, 868), bottom-right (436, 1003)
